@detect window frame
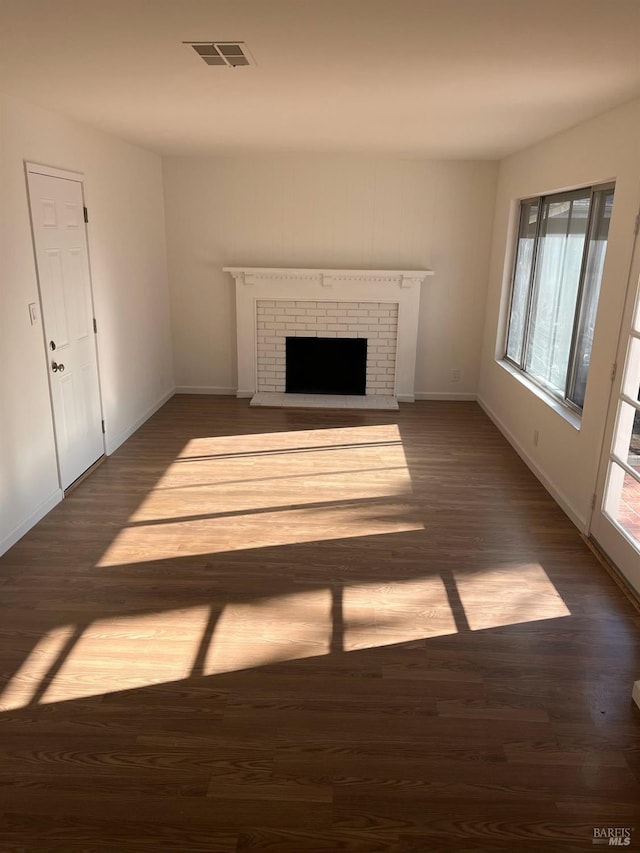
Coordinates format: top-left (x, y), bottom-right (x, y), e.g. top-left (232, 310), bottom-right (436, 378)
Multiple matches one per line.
top-left (504, 181), bottom-right (615, 414)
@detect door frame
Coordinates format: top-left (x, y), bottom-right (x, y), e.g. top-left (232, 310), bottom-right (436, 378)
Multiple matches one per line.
top-left (24, 160), bottom-right (106, 492)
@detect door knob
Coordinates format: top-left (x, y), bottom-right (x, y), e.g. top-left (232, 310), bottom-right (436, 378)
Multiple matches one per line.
top-left (51, 361), bottom-right (65, 373)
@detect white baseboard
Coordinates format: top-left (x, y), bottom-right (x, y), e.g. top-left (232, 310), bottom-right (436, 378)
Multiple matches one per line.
top-left (477, 395), bottom-right (587, 532)
top-left (414, 391), bottom-right (478, 401)
top-left (175, 386), bottom-right (237, 396)
top-left (0, 488), bottom-right (63, 557)
top-left (105, 387), bottom-right (175, 455)
top-left (396, 393), bottom-right (415, 403)
top-left (236, 389), bottom-right (254, 399)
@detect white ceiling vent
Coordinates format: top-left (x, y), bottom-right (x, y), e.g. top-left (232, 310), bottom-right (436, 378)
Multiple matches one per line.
top-left (185, 42), bottom-right (254, 67)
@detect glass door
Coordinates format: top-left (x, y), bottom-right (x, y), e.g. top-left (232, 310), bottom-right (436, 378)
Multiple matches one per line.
top-left (590, 239), bottom-right (640, 593)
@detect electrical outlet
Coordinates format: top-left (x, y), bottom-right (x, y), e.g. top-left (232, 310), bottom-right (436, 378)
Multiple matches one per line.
top-left (451, 368), bottom-right (460, 382)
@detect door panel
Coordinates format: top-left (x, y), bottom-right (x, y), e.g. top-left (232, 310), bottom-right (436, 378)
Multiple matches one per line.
top-left (27, 168), bottom-right (104, 490)
top-left (590, 235), bottom-right (640, 593)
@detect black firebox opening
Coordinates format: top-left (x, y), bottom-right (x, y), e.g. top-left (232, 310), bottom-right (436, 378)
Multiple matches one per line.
top-left (285, 336), bottom-right (367, 395)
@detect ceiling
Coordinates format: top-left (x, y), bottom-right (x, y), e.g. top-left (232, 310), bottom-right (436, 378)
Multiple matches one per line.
top-left (1, 0), bottom-right (640, 159)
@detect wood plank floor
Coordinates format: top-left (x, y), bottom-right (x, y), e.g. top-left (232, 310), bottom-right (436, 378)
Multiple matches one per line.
top-left (1, 396), bottom-right (639, 851)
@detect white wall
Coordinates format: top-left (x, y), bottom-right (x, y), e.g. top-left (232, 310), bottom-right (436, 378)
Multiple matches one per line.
top-left (478, 97), bottom-right (640, 530)
top-left (0, 93), bottom-right (174, 555)
top-left (162, 154), bottom-right (497, 397)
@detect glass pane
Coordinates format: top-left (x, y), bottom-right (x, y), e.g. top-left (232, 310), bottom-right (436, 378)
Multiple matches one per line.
top-left (603, 461), bottom-right (640, 548)
top-left (611, 400), bottom-right (640, 474)
top-left (506, 201), bottom-right (538, 364)
top-left (633, 286), bottom-right (640, 333)
top-left (621, 334), bottom-right (640, 403)
top-left (568, 189), bottom-right (614, 408)
top-left (525, 193), bottom-right (590, 396)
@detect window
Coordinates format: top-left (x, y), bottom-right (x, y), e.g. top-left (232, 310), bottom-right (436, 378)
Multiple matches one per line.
top-left (505, 183), bottom-right (614, 411)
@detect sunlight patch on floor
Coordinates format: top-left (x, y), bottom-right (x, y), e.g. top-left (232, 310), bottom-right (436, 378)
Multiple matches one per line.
top-left (0, 563), bottom-right (573, 710)
top-left (96, 424), bottom-right (420, 567)
top-left (1, 580), bottom-right (459, 709)
top-left (43, 607), bottom-right (212, 707)
top-left (0, 625), bottom-right (75, 710)
top-left (204, 589), bottom-right (331, 675)
top-left (342, 577), bottom-right (458, 650)
top-left (131, 423), bottom-right (411, 520)
top-left (96, 500), bottom-right (424, 567)
top-left (454, 563), bottom-right (571, 630)
top-left (172, 424), bottom-right (406, 461)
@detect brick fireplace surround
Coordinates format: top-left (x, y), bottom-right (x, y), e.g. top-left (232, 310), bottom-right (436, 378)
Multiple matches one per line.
top-left (256, 299), bottom-right (398, 395)
top-left (224, 267), bottom-right (433, 404)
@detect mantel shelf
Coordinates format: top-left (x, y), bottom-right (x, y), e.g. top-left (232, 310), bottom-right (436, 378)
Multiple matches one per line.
top-left (224, 266), bottom-right (434, 288)
top-left (223, 266), bottom-right (434, 278)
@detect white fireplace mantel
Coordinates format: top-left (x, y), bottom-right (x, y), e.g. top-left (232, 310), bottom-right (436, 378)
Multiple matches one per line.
top-left (224, 266), bottom-right (433, 402)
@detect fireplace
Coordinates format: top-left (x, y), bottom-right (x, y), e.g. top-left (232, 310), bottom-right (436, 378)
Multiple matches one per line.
top-left (224, 267), bottom-right (433, 402)
top-left (286, 337), bottom-right (367, 395)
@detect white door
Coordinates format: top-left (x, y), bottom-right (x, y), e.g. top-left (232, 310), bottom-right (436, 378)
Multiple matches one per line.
top-left (26, 165), bottom-right (104, 490)
top-left (590, 234), bottom-right (640, 592)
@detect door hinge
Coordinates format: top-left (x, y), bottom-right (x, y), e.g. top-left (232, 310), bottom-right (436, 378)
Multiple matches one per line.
top-left (101, 419), bottom-right (105, 434)
top-left (93, 317), bottom-right (97, 334)
top-left (635, 208), bottom-right (640, 236)
top-left (591, 492), bottom-right (597, 510)
top-left (83, 206), bottom-right (89, 224)
top-left (610, 362), bottom-right (617, 382)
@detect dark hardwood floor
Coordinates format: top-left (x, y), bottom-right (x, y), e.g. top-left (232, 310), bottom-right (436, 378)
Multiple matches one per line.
top-left (1, 396), bottom-right (639, 852)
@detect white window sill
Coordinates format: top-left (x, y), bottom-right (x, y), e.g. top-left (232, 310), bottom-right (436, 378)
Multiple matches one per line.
top-left (498, 359), bottom-right (581, 431)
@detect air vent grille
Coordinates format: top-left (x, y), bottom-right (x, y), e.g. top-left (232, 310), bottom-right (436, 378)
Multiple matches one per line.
top-left (185, 41), bottom-right (253, 67)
